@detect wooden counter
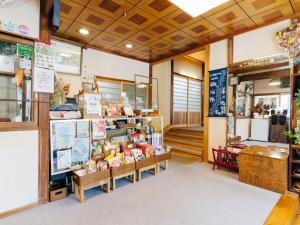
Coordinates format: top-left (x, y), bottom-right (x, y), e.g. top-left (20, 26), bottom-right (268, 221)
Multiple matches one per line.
top-left (239, 145), bottom-right (288, 193)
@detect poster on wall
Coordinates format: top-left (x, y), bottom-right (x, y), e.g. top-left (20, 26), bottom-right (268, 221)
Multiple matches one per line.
top-left (33, 67), bottom-right (54, 93)
top-left (92, 119), bottom-right (106, 139)
top-left (209, 68), bottom-right (227, 117)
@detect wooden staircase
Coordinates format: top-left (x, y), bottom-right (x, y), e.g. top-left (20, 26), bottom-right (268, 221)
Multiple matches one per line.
top-left (264, 192), bottom-right (299, 225)
top-left (164, 127), bottom-right (203, 161)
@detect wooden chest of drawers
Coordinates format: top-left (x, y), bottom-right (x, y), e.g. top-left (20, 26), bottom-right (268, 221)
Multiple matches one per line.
top-left (239, 145), bottom-right (288, 193)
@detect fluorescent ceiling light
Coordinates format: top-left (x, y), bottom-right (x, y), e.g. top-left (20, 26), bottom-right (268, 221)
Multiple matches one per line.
top-left (59, 53), bottom-right (71, 58)
top-left (125, 43), bottom-right (133, 49)
top-left (169, 0), bottom-right (229, 17)
top-left (269, 79), bottom-right (281, 86)
top-left (79, 28), bottom-right (89, 35)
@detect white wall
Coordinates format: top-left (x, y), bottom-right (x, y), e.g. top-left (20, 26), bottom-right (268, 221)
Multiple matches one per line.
top-left (233, 20), bottom-right (290, 63)
top-left (82, 48), bottom-right (149, 82)
top-left (208, 40), bottom-right (228, 161)
top-left (153, 61), bottom-right (171, 128)
top-left (0, 130), bottom-right (39, 213)
top-left (254, 79), bottom-right (290, 94)
top-left (0, 0), bottom-right (40, 38)
top-left (236, 118), bottom-right (251, 141)
top-left (174, 57), bottom-right (202, 79)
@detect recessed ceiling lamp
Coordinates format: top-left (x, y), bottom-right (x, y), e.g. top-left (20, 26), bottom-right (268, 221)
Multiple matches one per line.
top-left (79, 28), bottom-right (89, 35)
top-left (169, 0), bottom-right (229, 17)
top-left (125, 43), bottom-right (133, 49)
top-left (269, 79), bottom-right (281, 86)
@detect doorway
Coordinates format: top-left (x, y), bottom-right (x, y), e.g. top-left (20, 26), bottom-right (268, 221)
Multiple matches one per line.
top-left (172, 73), bottom-right (202, 127)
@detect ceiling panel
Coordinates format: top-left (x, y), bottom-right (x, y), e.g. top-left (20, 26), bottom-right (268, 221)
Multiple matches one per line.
top-left (55, 0), bottom-right (298, 62)
top-left (128, 30), bottom-right (159, 45)
top-left (144, 20), bottom-right (177, 37)
top-left (251, 3), bottom-right (294, 25)
top-left (183, 19), bottom-right (218, 38)
top-left (87, 0), bottom-right (133, 19)
top-left (119, 7), bottom-right (158, 29)
top-left (138, 0), bottom-right (177, 18)
top-left (76, 8), bottom-right (115, 30)
top-left (206, 4), bottom-right (249, 28)
top-left (238, 0), bottom-right (289, 16)
top-left (105, 21), bottom-right (139, 38)
top-left (60, 0), bottom-right (84, 20)
top-left (93, 32), bottom-right (124, 47)
top-left (221, 18), bottom-right (256, 35)
top-left (290, 0), bottom-right (300, 12)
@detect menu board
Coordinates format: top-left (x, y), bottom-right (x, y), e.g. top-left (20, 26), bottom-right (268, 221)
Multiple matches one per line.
top-left (34, 41), bottom-right (55, 69)
top-left (209, 68), bottom-right (227, 117)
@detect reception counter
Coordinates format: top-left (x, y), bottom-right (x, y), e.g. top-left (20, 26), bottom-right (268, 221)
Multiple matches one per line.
top-left (239, 145), bottom-right (288, 193)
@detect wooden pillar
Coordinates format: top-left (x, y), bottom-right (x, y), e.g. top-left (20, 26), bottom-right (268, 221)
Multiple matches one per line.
top-left (38, 0), bottom-right (52, 204)
top-left (170, 60), bottom-right (174, 125)
top-left (148, 63), bottom-right (153, 109)
top-left (203, 45), bottom-right (210, 162)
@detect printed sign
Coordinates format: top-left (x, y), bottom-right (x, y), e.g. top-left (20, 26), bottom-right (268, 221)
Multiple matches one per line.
top-left (33, 67), bottom-right (54, 93)
top-left (17, 44), bottom-right (33, 58)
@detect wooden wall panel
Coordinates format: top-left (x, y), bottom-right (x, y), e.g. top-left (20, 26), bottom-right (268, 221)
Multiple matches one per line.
top-left (173, 112), bottom-right (188, 126)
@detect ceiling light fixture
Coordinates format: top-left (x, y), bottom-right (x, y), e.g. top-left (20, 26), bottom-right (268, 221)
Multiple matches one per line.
top-left (169, 0), bottom-right (229, 17)
top-left (125, 43), bottom-right (133, 49)
top-left (269, 79), bottom-right (281, 86)
top-left (79, 28), bottom-right (89, 35)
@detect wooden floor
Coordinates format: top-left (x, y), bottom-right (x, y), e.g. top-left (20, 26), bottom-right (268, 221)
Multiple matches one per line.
top-left (164, 127), bottom-right (203, 160)
top-left (264, 192), bottom-right (299, 225)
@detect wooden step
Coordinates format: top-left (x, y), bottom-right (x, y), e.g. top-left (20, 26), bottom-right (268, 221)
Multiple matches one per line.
top-left (264, 192), bottom-right (299, 225)
top-left (165, 142), bottom-right (203, 156)
top-left (170, 128), bottom-right (203, 136)
top-left (165, 132), bottom-right (204, 140)
top-left (164, 137), bottom-right (203, 147)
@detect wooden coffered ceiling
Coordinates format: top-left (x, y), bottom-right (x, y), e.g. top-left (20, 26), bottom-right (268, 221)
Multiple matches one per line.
top-left (55, 0), bottom-right (300, 63)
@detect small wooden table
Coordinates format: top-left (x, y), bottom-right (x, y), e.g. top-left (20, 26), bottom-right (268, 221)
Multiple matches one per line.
top-left (72, 169), bottom-right (110, 203)
top-left (239, 145), bottom-right (288, 193)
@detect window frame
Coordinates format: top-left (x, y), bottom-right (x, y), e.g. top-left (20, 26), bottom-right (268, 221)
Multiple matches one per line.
top-left (0, 33), bottom-right (38, 131)
top-left (94, 76), bottom-right (148, 109)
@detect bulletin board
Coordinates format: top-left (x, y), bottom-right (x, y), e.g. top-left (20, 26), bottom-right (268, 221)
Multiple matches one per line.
top-left (50, 119), bottom-right (91, 175)
top-left (209, 68), bottom-right (227, 117)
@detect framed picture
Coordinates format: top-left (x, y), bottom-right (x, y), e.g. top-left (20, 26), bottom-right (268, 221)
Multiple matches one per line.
top-left (229, 76), bottom-right (238, 86)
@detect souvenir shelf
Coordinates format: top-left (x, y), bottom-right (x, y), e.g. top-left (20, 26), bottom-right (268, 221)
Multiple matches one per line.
top-left (289, 73), bottom-right (300, 193)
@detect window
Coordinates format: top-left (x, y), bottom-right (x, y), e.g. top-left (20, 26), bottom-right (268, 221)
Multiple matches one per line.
top-left (0, 37), bottom-right (34, 125)
top-left (95, 77), bottom-right (148, 110)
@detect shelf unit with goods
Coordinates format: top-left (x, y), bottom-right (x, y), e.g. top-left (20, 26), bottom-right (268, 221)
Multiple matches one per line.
top-left (289, 73), bottom-right (300, 193)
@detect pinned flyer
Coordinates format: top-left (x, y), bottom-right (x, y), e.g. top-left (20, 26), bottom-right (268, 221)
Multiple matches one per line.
top-left (33, 67), bottom-right (54, 93)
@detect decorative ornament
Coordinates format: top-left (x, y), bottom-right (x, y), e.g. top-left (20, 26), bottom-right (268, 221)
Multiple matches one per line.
top-left (276, 23), bottom-right (300, 59)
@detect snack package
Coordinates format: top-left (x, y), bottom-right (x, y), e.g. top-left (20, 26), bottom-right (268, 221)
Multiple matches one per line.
top-left (154, 145), bottom-right (165, 155)
top-left (97, 161), bottom-right (108, 171)
top-left (124, 156), bottom-right (135, 164)
top-left (138, 143), bottom-right (153, 158)
top-left (131, 149), bottom-right (145, 161)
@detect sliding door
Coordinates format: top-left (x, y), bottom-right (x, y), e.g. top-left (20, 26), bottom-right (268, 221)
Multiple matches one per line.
top-left (172, 75), bottom-right (202, 126)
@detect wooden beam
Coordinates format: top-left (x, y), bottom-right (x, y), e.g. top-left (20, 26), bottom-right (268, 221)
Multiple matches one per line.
top-left (227, 38), bottom-right (233, 65)
top-left (203, 45), bottom-right (210, 163)
top-left (38, 0), bottom-right (52, 204)
top-left (239, 69), bottom-right (290, 82)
